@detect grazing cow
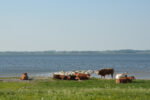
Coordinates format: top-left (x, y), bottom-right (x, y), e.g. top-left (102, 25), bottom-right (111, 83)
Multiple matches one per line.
top-left (75, 73), bottom-right (90, 80)
top-left (97, 68), bottom-right (114, 79)
top-left (116, 77), bottom-right (132, 84)
top-left (67, 75), bottom-right (76, 80)
top-left (20, 73), bottom-right (28, 80)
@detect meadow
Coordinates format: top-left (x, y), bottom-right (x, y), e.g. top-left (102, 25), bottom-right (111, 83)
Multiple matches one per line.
top-left (0, 77), bottom-right (150, 100)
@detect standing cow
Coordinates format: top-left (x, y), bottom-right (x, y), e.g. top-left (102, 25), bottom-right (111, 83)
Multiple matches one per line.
top-left (96, 68), bottom-right (114, 79)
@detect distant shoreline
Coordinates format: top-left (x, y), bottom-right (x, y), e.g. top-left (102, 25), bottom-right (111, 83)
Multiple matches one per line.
top-left (0, 50), bottom-right (150, 55)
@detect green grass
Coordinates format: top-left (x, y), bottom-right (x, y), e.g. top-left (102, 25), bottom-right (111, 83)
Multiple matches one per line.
top-left (0, 78), bottom-right (150, 100)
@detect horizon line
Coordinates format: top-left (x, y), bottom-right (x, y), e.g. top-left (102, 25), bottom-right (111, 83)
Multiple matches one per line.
top-left (0, 49), bottom-right (150, 52)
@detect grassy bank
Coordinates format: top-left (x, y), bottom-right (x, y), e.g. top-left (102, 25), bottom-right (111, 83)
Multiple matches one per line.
top-left (0, 78), bottom-right (150, 100)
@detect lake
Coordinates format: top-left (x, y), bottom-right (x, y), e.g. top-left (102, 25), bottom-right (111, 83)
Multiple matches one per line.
top-left (0, 54), bottom-right (150, 79)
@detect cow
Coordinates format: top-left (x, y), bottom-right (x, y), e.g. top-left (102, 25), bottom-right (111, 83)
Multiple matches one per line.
top-left (67, 75), bottom-right (76, 80)
top-left (53, 74), bottom-right (61, 79)
top-left (53, 74), bottom-right (68, 80)
top-left (116, 77), bottom-right (132, 84)
top-left (96, 68), bottom-right (114, 79)
top-left (59, 75), bottom-right (68, 80)
top-left (127, 76), bottom-right (135, 80)
top-left (20, 73), bottom-right (28, 80)
top-left (115, 73), bottom-right (127, 79)
top-left (75, 73), bottom-right (90, 80)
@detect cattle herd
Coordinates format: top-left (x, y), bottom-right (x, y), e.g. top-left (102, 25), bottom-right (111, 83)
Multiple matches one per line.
top-left (20, 68), bottom-right (135, 84)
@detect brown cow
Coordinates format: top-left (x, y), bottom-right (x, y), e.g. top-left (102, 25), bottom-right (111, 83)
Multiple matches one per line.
top-left (75, 73), bottom-right (90, 80)
top-left (116, 77), bottom-right (132, 84)
top-left (20, 73), bottom-right (28, 80)
top-left (53, 74), bottom-right (61, 79)
top-left (53, 74), bottom-right (67, 80)
top-left (97, 68), bottom-right (114, 79)
top-left (127, 76), bottom-right (135, 80)
top-left (59, 75), bottom-right (68, 80)
top-left (67, 75), bottom-right (76, 80)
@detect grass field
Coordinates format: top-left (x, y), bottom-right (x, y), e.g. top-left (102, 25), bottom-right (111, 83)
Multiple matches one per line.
top-left (0, 77), bottom-right (150, 100)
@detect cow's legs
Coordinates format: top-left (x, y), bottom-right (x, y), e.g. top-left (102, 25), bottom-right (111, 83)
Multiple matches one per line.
top-left (111, 74), bottom-right (113, 79)
top-left (101, 76), bottom-right (105, 79)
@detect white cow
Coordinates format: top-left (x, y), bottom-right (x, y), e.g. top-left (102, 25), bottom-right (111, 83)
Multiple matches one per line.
top-left (115, 73), bottom-right (127, 79)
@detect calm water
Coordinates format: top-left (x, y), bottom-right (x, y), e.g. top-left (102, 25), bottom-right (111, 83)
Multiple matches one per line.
top-left (0, 54), bottom-right (150, 79)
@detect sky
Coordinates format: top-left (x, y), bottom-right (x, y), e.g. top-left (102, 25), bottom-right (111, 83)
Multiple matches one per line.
top-left (0, 0), bottom-right (150, 51)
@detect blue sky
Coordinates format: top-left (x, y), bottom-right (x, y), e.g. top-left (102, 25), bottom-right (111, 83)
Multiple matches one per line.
top-left (0, 0), bottom-right (150, 51)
